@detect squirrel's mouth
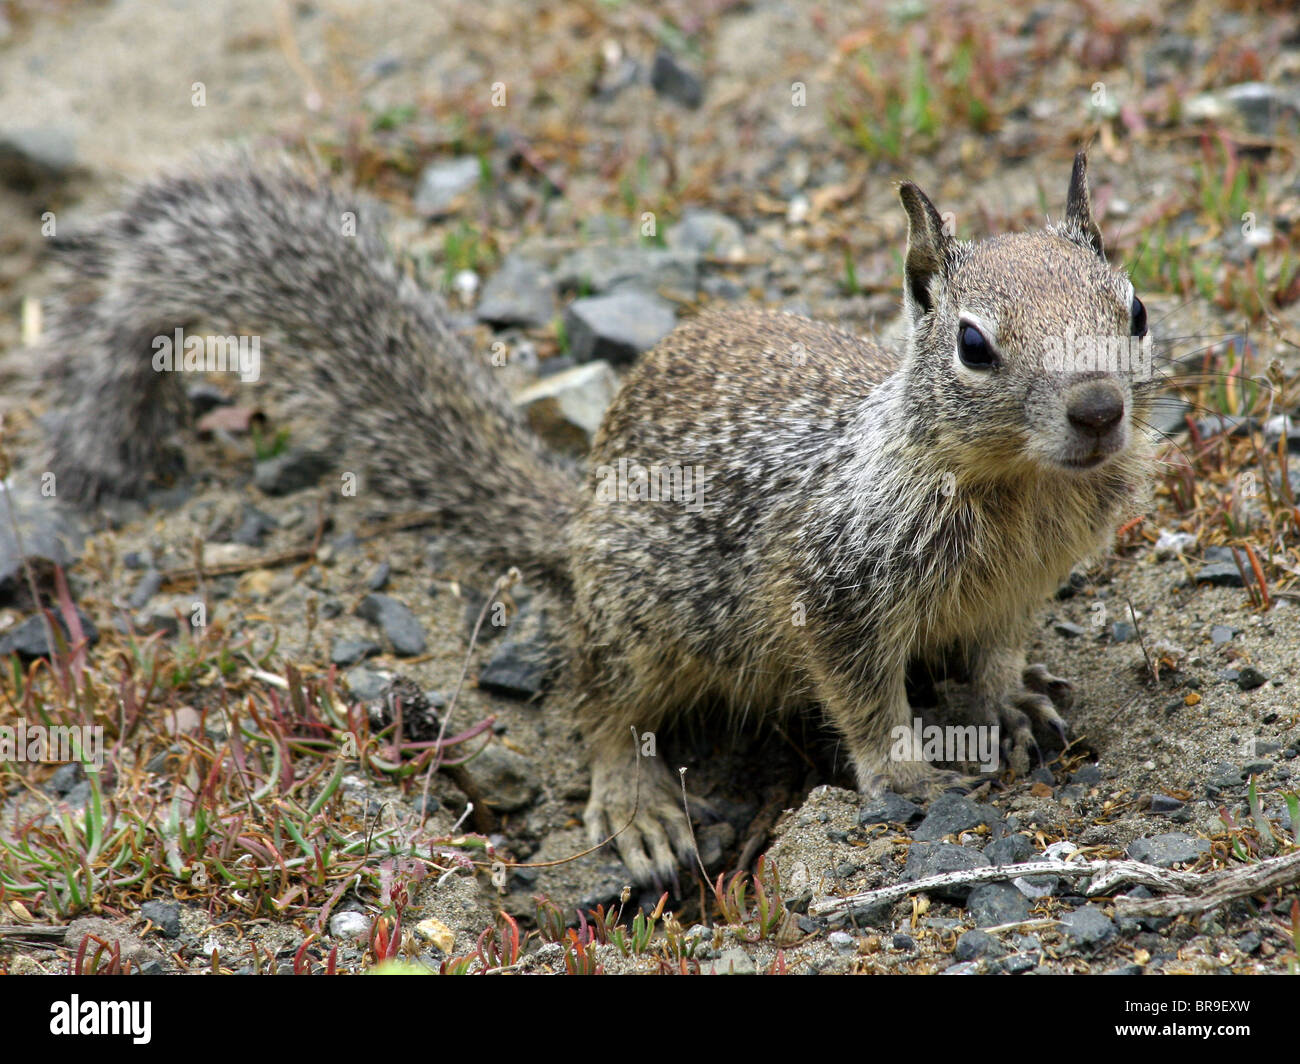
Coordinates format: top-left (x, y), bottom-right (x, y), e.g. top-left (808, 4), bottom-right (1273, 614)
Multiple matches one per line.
top-left (1061, 452), bottom-right (1110, 470)
top-left (1057, 440), bottom-right (1125, 471)
top-left (1054, 420), bottom-right (1131, 471)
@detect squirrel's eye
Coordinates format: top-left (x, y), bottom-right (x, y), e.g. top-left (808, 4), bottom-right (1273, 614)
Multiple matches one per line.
top-left (1130, 295), bottom-right (1147, 338)
top-left (957, 323), bottom-right (997, 369)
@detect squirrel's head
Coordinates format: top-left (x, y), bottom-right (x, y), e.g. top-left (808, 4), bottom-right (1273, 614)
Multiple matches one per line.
top-left (897, 153), bottom-right (1153, 481)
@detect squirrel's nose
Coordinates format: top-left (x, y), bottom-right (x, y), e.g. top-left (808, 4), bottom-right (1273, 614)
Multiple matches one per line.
top-left (1066, 383), bottom-right (1124, 434)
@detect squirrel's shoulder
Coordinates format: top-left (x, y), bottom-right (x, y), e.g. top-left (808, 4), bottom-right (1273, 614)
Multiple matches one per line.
top-left (627, 305), bottom-right (898, 391)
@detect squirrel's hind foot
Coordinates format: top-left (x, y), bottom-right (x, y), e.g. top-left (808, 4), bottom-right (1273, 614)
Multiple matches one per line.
top-left (583, 753), bottom-right (698, 888)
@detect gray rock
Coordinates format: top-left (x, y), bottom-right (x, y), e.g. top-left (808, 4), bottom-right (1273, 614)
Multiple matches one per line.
top-left (59, 780), bottom-right (93, 810)
top-left (187, 382), bottom-right (231, 416)
top-left (1194, 561), bottom-right (1244, 587)
top-left (472, 743), bottom-right (541, 812)
top-left (564, 291), bottom-right (677, 366)
top-left (1146, 396), bottom-right (1192, 437)
top-left (1210, 625), bottom-right (1236, 645)
top-left (1013, 872), bottom-right (1060, 899)
top-left (0, 492), bottom-right (85, 604)
top-left (254, 450), bottom-right (332, 495)
top-left (127, 569), bottom-right (164, 611)
top-left (364, 54), bottom-right (402, 80)
top-left (0, 126), bottom-right (78, 189)
top-left (1263, 415), bottom-right (1300, 452)
top-left (901, 842), bottom-right (991, 903)
top-left (704, 947), bottom-right (755, 974)
top-left (330, 638), bottom-right (382, 668)
top-left (139, 900), bottom-right (182, 939)
top-left (144, 745), bottom-right (183, 775)
top-left (827, 899), bottom-right (891, 929)
top-left (955, 929), bottom-right (1005, 961)
top-left (1072, 764), bottom-right (1102, 785)
top-left (966, 882), bottom-right (1030, 926)
top-left (1236, 666), bottom-right (1268, 691)
top-left (694, 821), bottom-right (734, 870)
top-left (0, 606), bottom-right (98, 660)
top-left (366, 561), bottom-right (391, 591)
top-left (912, 792), bottom-right (998, 842)
top-left (650, 49), bottom-right (703, 109)
top-left (1060, 905), bottom-right (1116, 948)
top-left (1186, 82), bottom-right (1300, 138)
top-left (1126, 833), bottom-right (1211, 868)
top-left (329, 911), bottom-right (371, 941)
top-left (1196, 418), bottom-right (1254, 444)
top-left (231, 505), bottom-right (278, 547)
top-left (576, 860), bottom-right (640, 912)
top-left (1209, 762), bottom-right (1243, 787)
top-left (1054, 620), bottom-right (1087, 638)
top-left (1153, 529), bottom-right (1197, 560)
top-left (669, 208), bottom-right (744, 258)
top-left (413, 156), bottom-right (480, 216)
top-left (330, 531), bottom-right (362, 557)
top-left (596, 56), bottom-right (641, 100)
top-left (46, 762), bottom-right (84, 796)
top-left (827, 931), bottom-right (855, 952)
top-left (477, 607), bottom-right (556, 700)
top-left (355, 594), bottom-right (427, 657)
top-left (1149, 794), bottom-right (1185, 813)
top-left (858, 792), bottom-right (924, 827)
top-left (557, 246), bottom-right (698, 299)
top-left (985, 833), bottom-right (1035, 865)
top-left (130, 593), bottom-right (203, 637)
top-left (1110, 621), bottom-right (1134, 642)
top-left (513, 361), bottom-right (619, 453)
top-left (476, 255), bottom-right (557, 328)
top-left (63, 917), bottom-right (165, 972)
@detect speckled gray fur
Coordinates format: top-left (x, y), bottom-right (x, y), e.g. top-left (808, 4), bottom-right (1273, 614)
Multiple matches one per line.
top-left (43, 152), bottom-right (1155, 884)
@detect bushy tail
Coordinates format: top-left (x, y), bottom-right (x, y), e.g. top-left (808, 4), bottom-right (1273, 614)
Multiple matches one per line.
top-left (43, 154), bottom-right (578, 590)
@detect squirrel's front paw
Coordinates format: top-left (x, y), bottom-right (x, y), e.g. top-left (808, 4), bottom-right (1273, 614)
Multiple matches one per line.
top-left (583, 755), bottom-right (696, 889)
top-left (860, 761), bottom-right (991, 804)
top-left (996, 664), bottom-right (1074, 775)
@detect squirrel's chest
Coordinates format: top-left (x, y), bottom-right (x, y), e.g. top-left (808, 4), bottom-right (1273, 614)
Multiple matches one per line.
top-left (912, 490), bottom-right (1110, 647)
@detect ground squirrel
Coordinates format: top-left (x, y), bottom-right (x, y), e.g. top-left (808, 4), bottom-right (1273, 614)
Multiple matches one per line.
top-left (43, 151), bottom-right (1154, 884)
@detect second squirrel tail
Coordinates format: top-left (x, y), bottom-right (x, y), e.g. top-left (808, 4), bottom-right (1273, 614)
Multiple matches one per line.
top-left (43, 155), bottom-right (579, 591)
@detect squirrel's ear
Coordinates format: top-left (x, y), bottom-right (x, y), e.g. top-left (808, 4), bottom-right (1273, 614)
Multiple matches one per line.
top-left (1065, 152), bottom-right (1105, 259)
top-left (898, 181), bottom-right (951, 317)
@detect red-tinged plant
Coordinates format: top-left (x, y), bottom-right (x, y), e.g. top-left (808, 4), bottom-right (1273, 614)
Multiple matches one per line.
top-left (70, 933), bottom-right (131, 976)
